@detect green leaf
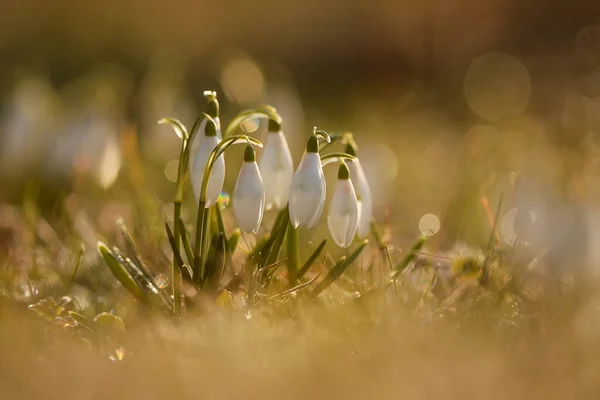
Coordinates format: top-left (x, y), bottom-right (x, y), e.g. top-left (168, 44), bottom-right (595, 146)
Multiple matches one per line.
top-left (224, 106), bottom-right (282, 137)
top-left (310, 240), bottom-right (368, 298)
top-left (97, 242), bottom-right (147, 302)
top-left (115, 218), bottom-right (154, 283)
top-left (93, 312), bottom-right (126, 333)
top-left (165, 223), bottom-right (193, 282)
top-left (158, 117), bottom-right (188, 140)
top-left (176, 218), bottom-right (195, 266)
top-left (296, 239), bottom-right (327, 280)
top-left (263, 209), bottom-right (289, 269)
top-left (228, 229), bottom-right (241, 253)
top-left (390, 236), bottom-right (427, 280)
top-left (269, 271), bottom-right (321, 300)
top-left (68, 311), bottom-right (94, 331)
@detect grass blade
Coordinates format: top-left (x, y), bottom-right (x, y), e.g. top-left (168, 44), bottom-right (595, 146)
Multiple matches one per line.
top-left (296, 239), bottom-right (327, 280)
top-left (390, 236), bottom-right (427, 280)
top-left (310, 240), bottom-right (368, 298)
top-left (165, 223), bottom-right (193, 282)
top-left (65, 243), bottom-right (85, 294)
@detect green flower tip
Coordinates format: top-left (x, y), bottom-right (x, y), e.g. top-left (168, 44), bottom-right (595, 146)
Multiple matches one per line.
top-left (206, 97), bottom-right (220, 118)
top-left (306, 135), bottom-right (319, 153)
top-left (268, 119), bottom-right (282, 132)
top-left (244, 144), bottom-right (256, 162)
top-left (344, 142), bottom-right (357, 157)
top-left (205, 118), bottom-right (217, 137)
top-left (338, 162), bottom-right (350, 180)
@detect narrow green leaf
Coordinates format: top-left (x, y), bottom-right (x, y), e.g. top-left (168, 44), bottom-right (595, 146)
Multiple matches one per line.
top-left (269, 271), bottom-right (321, 300)
top-left (390, 236), bottom-right (427, 280)
top-left (263, 210), bottom-right (289, 268)
top-left (310, 240), bottom-right (368, 298)
top-left (97, 242), bottom-right (147, 302)
top-left (286, 220), bottom-right (299, 287)
top-left (296, 239), bottom-right (327, 280)
top-left (65, 243), bottom-right (85, 293)
top-left (228, 229), bottom-right (241, 253)
top-left (176, 218), bottom-right (195, 265)
top-left (165, 223), bottom-right (193, 282)
top-left (115, 218), bottom-right (154, 283)
top-left (68, 311), bottom-right (94, 331)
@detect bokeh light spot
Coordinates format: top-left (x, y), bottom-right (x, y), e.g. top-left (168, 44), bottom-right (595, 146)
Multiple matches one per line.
top-left (499, 207), bottom-right (537, 245)
top-left (96, 136), bottom-right (122, 189)
top-left (359, 142), bottom-right (399, 208)
top-left (464, 53), bottom-right (531, 122)
top-left (164, 159), bottom-right (179, 183)
top-left (221, 57), bottom-right (264, 104)
top-left (240, 117), bottom-right (260, 133)
top-left (418, 213), bottom-right (440, 236)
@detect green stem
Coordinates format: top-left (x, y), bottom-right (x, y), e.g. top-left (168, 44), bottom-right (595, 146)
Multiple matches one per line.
top-left (192, 135), bottom-right (264, 287)
top-left (286, 220), bottom-right (299, 287)
top-left (172, 137), bottom-right (188, 316)
top-left (193, 201), bottom-right (207, 285)
top-left (172, 201), bottom-right (183, 314)
top-left (201, 207), bottom-right (212, 280)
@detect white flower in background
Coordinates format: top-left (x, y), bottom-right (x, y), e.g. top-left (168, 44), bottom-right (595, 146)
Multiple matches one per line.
top-left (233, 145), bottom-right (265, 233)
top-left (289, 135), bottom-right (326, 229)
top-left (328, 162), bottom-right (359, 248)
top-left (258, 119), bottom-right (294, 210)
top-left (345, 143), bottom-right (372, 239)
top-left (190, 118), bottom-right (225, 207)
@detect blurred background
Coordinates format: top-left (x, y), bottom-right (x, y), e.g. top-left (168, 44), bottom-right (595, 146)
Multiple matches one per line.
top-left (2, 0), bottom-right (600, 273)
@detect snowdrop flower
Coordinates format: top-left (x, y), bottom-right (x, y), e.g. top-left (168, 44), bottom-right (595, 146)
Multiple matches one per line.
top-left (189, 95), bottom-right (222, 166)
top-left (233, 145), bottom-right (265, 233)
top-left (345, 143), bottom-right (372, 239)
top-left (289, 135), bottom-right (326, 229)
top-left (258, 119), bottom-right (294, 210)
top-left (190, 118), bottom-right (225, 207)
top-left (328, 162), bottom-right (359, 248)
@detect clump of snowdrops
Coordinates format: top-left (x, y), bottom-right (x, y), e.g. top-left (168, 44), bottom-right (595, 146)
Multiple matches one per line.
top-left (97, 91), bottom-right (383, 315)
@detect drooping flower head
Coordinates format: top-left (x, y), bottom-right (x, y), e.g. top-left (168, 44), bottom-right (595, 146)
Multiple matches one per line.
top-left (233, 145), bottom-right (265, 233)
top-left (190, 92), bottom-right (222, 165)
top-left (288, 135), bottom-right (326, 229)
top-left (190, 117), bottom-right (225, 207)
top-left (328, 162), bottom-right (359, 248)
top-left (345, 143), bottom-right (372, 239)
top-left (258, 119), bottom-right (294, 211)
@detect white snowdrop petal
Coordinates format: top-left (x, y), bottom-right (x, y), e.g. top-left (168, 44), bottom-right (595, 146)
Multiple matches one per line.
top-left (233, 162), bottom-right (265, 233)
top-left (327, 179), bottom-right (359, 248)
top-left (258, 131), bottom-right (294, 211)
top-left (306, 176), bottom-right (326, 229)
top-left (289, 152), bottom-right (326, 228)
top-left (189, 117), bottom-right (222, 168)
top-left (190, 135), bottom-right (225, 207)
top-left (347, 159), bottom-right (372, 239)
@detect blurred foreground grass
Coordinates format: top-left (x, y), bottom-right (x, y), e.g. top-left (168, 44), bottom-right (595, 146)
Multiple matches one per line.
top-left (3, 25), bottom-right (600, 397)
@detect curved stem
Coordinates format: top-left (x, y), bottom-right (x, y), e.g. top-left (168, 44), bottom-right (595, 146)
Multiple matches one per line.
top-left (320, 152), bottom-right (357, 167)
top-left (159, 118), bottom-right (191, 315)
top-left (223, 106), bottom-right (282, 137)
top-left (192, 135), bottom-right (264, 283)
